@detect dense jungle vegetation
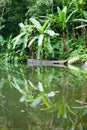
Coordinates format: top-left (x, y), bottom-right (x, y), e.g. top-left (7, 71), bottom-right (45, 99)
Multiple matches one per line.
top-left (0, 0), bottom-right (87, 63)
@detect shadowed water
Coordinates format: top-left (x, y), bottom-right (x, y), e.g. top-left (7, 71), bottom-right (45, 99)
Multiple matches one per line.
top-left (0, 64), bottom-right (87, 130)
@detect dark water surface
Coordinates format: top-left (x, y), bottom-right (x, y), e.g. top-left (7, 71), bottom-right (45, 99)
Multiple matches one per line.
top-left (0, 64), bottom-right (87, 130)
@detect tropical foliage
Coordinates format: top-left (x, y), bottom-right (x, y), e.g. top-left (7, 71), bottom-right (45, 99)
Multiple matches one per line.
top-left (0, 0), bottom-right (87, 62)
top-left (0, 1), bottom-right (87, 129)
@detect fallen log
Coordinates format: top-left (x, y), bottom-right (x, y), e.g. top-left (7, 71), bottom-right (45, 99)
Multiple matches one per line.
top-left (27, 59), bottom-right (68, 66)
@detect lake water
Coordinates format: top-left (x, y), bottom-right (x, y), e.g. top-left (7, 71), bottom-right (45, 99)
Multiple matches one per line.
top-left (0, 64), bottom-right (87, 130)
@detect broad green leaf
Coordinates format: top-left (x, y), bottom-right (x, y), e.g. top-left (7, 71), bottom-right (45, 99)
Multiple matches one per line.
top-left (24, 34), bottom-right (28, 48)
top-left (30, 96), bottom-right (42, 107)
top-left (41, 20), bottom-right (49, 33)
top-left (62, 6), bottom-right (67, 14)
top-left (38, 34), bottom-right (44, 46)
top-left (19, 23), bottom-right (25, 29)
top-left (12, 32), bottom-right (25, 49)
top-left (30, 18), bottom-right (42, 30)
top-left (59, 12), bottom-right (66, 22)
top-left (45, 30), bottom-right (56, 36)
top-left (28, 36), bottom-right (38, 47)
top-left (57, 6), bottom-right (61, 14)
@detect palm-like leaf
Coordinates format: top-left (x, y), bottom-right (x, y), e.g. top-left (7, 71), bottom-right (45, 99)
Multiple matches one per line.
top-left (30, 17), bottom-right (42, 30)
top-left (38, 34), bottom-right (44, 46)
top-left (45, 30), bottom-right (57, 36)
top-left (12, 32), bottom-right (25, 49)
top-left (28, 36), bottom-right (38, 47)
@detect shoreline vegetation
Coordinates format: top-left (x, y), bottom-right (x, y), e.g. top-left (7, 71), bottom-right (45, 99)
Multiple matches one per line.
top-left (0, 0), bottom-right (87, 64)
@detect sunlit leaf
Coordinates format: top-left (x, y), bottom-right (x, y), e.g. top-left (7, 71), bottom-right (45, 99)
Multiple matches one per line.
top-left (28, 36), bottom-right (38, 47)
top-left (62, 6), bottom-right (67, 14)
top-left (24, 34), bottom-right (28, 48)
top-left (30, 18), bottom-right (42, 30)
top-left (12, 33), bottom-right (25, 49)
top-left (45, 30), bottom-right (56, 36)
top-left (19, 23), bottom-right (25, 29)
top-left (38, 34), bottom-right (44, 46)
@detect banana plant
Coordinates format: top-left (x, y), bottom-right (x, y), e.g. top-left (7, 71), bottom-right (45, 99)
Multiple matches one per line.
top-left (28, 17), bottom-right (59, 59)
top-left (57, 5), bottom-right (77, 52)
top-left (11, 18), bottom-right (58, 60)
top-left (11, 21), bottom-right (34, 60)
top-left (12, 23), bottom-right (34, 49)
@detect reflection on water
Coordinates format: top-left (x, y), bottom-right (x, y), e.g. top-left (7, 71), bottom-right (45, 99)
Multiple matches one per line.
top-left (0, 64), bottom-right (87, 129)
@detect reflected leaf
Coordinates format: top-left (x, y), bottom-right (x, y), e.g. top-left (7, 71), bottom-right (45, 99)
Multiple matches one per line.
top-left (12, 78), bottom-right (25, 94)
top-left (28, 80), bottom-right (37, 90)
top-left (58, 104), bottom-right (67, 119)
top-left (47, 91), bottom-right (55, 97)
top-left (20, 95), bottom-right (26, 102)
top-left (66, 104), bottom-right (77, 116)
top-left (42, 95), bottom-right (51, 108)
top-left (30, 96), bottom-right (42, 108)
top-left (38, 82), bottom-right (44, 92)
